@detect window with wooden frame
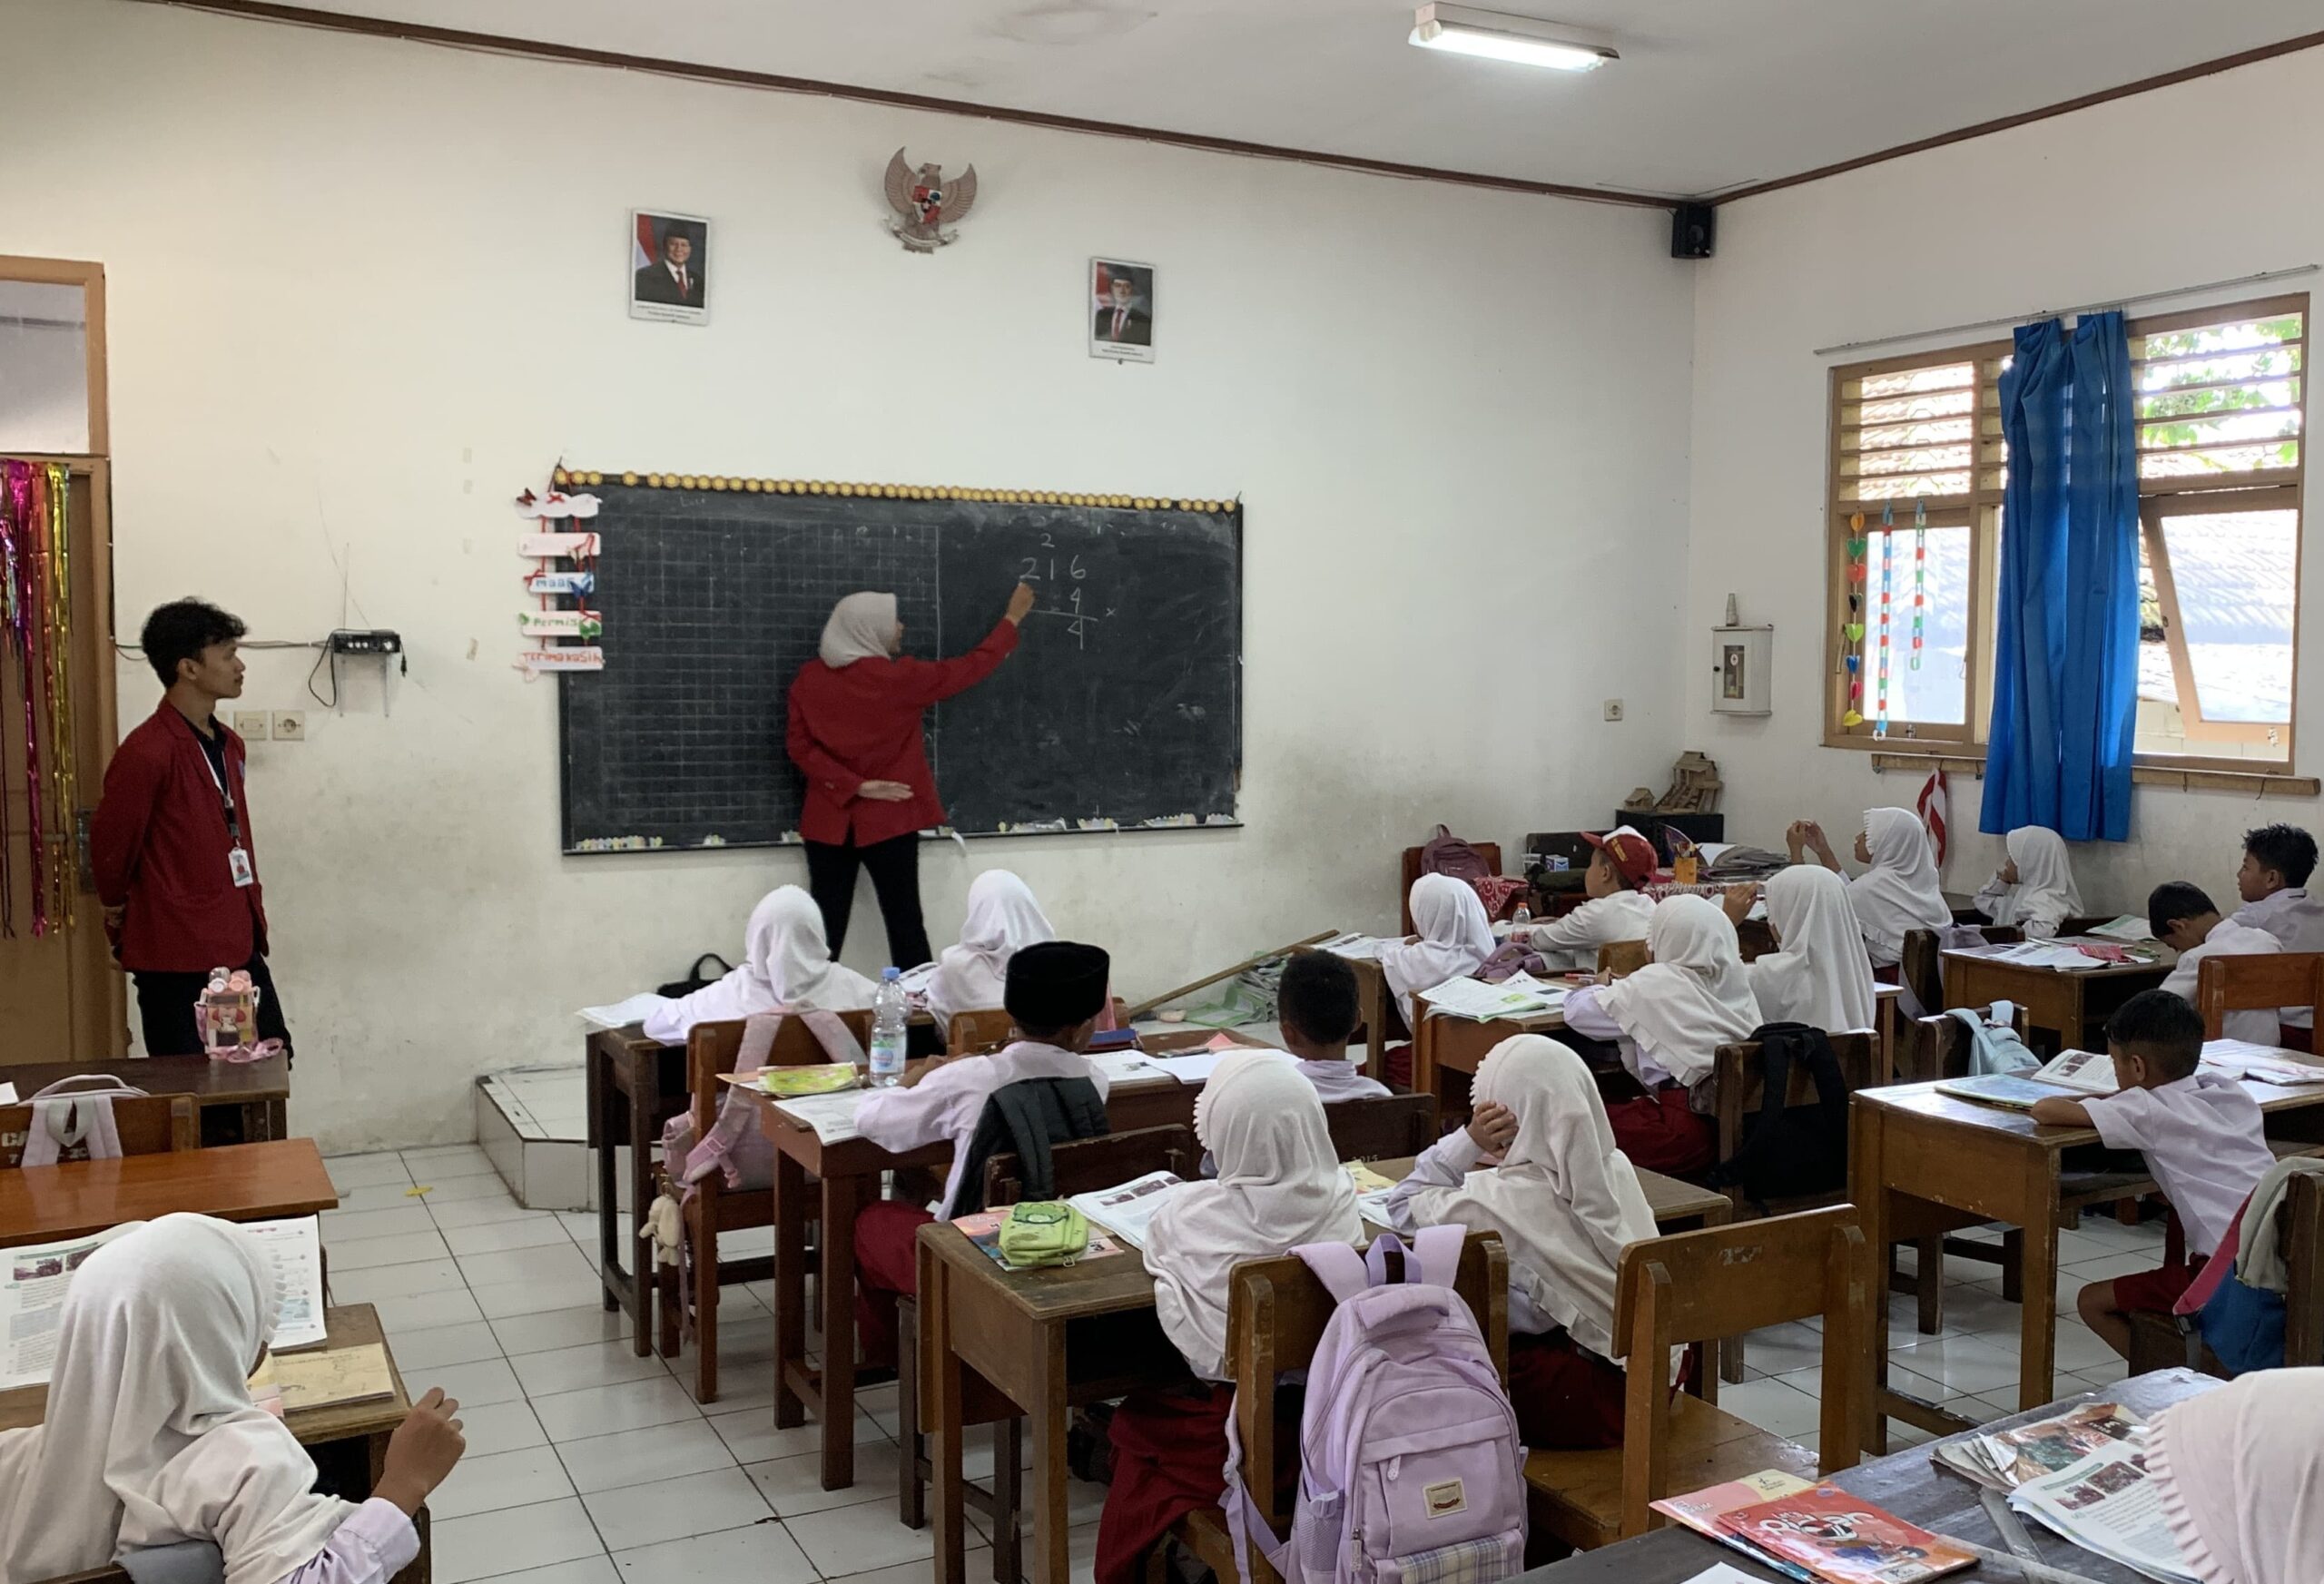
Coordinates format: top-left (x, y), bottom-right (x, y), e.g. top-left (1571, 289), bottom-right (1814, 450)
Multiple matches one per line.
top-left (1824, 292), bottom-right (2307, 772)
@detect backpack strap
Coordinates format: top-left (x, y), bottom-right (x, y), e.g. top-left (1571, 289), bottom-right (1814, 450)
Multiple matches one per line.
top-left (29, 1075), bottom-right (146, 1102)
top-left (1221, 1393), bottom-right (1298, 1584)
top-left (736, 1011), bottom-right (787, 1071)
top-left (1294, 1239), bottom-right (1373, 1304)
top-left (797, 1008), bottom-right (867, 1067)
top-left (1405, 1224), bottom-right (1467, 1288)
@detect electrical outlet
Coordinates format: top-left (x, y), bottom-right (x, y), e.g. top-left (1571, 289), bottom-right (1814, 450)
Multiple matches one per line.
top-left (232, 711), bottom-right (269, 740)
top-left (271, 711), bottom-right (306, 742)
top-left (1603, 700), bottom-right (1625, 723)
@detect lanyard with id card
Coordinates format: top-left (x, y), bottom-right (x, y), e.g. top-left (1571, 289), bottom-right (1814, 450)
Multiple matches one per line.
top-left (200, 734), bottom-right (257, 889)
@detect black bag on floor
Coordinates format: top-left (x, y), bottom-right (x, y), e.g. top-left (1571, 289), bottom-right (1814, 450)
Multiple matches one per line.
top-left (1708, 1021), bottom-right (1849, 1206)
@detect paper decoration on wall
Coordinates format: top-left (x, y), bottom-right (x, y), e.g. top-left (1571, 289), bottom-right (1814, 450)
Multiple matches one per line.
top-left (884, 148), bottom-right (979, 252)
top-left (1875, 504), bottom-right (1894, 738)
top-left (516, 484), bottom-right (604, 681)
top-left (1909, 499), bottom-right (1926, 671)
top-left (0, 460), bottom-right (75, 936)
top-left (1843, 510), bottom-right (1866, 728)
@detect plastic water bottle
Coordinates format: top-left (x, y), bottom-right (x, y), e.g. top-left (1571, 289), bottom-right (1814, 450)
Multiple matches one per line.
top-left (1512, 902), bottom-right (1531, 930)
top-left (870, 968), bottom-right (910, 1087)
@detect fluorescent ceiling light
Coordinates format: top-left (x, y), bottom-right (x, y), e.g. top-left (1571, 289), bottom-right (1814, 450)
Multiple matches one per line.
top-left (1410, 5), bottom-right (1617, 72)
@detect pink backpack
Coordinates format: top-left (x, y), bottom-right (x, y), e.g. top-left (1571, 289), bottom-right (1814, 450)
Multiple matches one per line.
top-left (1224, 1227), bottom-right (1526, 1584)
top-left (658, 1008), bottom-right (865, 1195)
top-left (1419, 825), bottom-right (1494, 887)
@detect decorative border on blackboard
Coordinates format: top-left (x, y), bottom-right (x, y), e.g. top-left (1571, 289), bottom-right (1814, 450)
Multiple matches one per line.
top-left (550, 466), bottom-right (1236, 516)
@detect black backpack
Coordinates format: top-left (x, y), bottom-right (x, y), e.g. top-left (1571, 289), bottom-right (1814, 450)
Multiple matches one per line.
top-left (1707, 1022), bottom-right (1850, 1208)
top-left (656, 953), bottom-right (733, 999)
top-left (954, 1076), bottom-right (1109, 1215)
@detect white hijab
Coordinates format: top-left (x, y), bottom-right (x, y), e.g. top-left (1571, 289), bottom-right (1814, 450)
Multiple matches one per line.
top-left (818, 592), bottom-right (898, 668)
top-left (642, 885), bottom-right (876, 1042)
top-left (0, 1215), bottom-right (354, 1584)
top-left (1597, 895), bottom-right (1762, 1087)
top-left (1748, 866), bottom-right (1878, 1035)
top-left (1847, 807), bottom-right (1952, 966)
top-left (1990, 826), bottom-right (2083, 938)
top-left (1383, 874), bottom-right (1497, 1022)
top-left (929, 871), bottom-right (1055, 1028)
top-left (1403, 1036), bottom-right (1659, 1362)
top-left (2154, 1368), bottom-right (2324, 1584)
top-left (1145, 1052), bottom-right (1363, 1379)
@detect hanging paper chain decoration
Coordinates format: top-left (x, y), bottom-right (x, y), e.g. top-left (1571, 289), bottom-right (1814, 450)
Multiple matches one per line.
top-left (1842, 511), bottom-right (1867, 726)
top-left (0, 460), bottom-right (75, 937)
top-left (1875, 505), bottom-right (1894, 737)
top-left (1910, 499), bottom-right (1926, 672)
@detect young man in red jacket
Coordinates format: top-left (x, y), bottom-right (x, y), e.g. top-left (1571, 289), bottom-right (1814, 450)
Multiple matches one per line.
top-left (91, 598), bottom-right (292, 1058)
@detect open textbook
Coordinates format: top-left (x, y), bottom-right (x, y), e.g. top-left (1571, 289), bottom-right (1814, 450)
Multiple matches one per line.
top-left (1938, 1046), bottom-right (2118, 1109)
top-left (1930, 1400), bottom-right (2145, 1492)
top-left (2008, 1441), bottom-right (2196, 1584)
top-left (1422, 971), bottom-right (1567, 1022)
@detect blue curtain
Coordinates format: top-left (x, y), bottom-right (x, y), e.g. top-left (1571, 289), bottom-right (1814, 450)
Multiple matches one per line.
top-left (1981, 311), bottom-right (2140, 841)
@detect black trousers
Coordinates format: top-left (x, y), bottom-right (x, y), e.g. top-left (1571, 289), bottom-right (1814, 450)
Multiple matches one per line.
top-left (804, 831), bottom-right (932, 969)
top-left (133, 953), bottom-right (292, 1058)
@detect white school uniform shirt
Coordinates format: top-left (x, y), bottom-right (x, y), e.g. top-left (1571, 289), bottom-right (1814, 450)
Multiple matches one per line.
top-left (853, 1040), bottom-right (1109, 1218)
top-left (2082, 1073), bottom-right (2275, 1257)
top-left (641, 885), bottom-right (876, 1044)
top-left (1517, 890), bottom-right (1656, 970)
top-left (2229, 886), bottom-right (2324, 1028)
top-left (2161, 919), bottom-right (2284, 1048)
top-left (1292, 1053), bottom-right (1391, 1103)
top-left (1971, 827), bottom-right (2083, 941)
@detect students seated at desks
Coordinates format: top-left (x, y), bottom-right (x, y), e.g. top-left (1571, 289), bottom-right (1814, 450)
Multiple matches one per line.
top-left (926, 868), bottom-right (1054, 1035)
top-left (2152, 881), bottom-right (2283, 1046)
top-left (639, 884), bottom-right (875, 1044)
top-left (0, 1215), bottom-right (467, 1584)
top-left (1381, 1034), bottom-right (1659, 1449)
top-left (1561, 894), bottom-right (1761, 1176)
top-left (1095, 1052), bottom-right (1362, 1584)
top-left (1790, 807), bottom-right (1950, 971)
top-left (2152, 1367), bottom-right (2324, 1584)
top-left (1724, 864), bottom-right (1877, 1034)
top-left (2029, 991), bottom-right (2277, 1360)
top-left (851, 941), bottom-right (1111, 1367)
top-left (2230, 822), bottom-right (2324, 1045)
top-left (1379, 873), bottom-right (1497, 1086)
top-left (1973, 825), bottom-right (2083, 940)
top-left (1275, 949), bottom-right (1390, 1101)
top-left (1509, 828), bottom-right (1659, 970)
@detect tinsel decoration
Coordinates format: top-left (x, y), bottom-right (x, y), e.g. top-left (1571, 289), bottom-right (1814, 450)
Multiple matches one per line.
top-left (0, 460), bottom-right (75, 937)
top-left (1874, 504), bottom-right (1894, 738)
top-left (1909, 499), bottom-right (1927, 671)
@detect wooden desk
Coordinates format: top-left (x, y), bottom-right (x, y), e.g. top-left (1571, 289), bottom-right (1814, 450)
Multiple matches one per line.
top-left (1410, 1002), bottom-right (1569, 1108)
top-left (0, 1055), bottom-right (290, 1143)
top-left (0, 1137), bottom-right (337, 1247)
top-left (0, 1304), bottom-right (429, 1584)
top-left (1848, 1067), bottom-right (2324, 1448)
top-left (748, 1066), bottom-right (1206, 1493)
top-left (919, 1164), bottom-right (1737, 1584)
top-left (1519, 1368), bottom-right (2222, 1583)
top-left (1940, 941), bottom-right (2172, 1052)
top-left (586, 1024), bottom-right (687, 1356)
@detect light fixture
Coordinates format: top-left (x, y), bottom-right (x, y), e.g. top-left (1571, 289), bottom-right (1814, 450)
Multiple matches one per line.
top-left (1409, 5), bottom-right (1617, 72)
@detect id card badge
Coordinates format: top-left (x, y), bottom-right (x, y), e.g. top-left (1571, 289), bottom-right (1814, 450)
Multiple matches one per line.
top-left (228, 847), bottom-right (255, 889)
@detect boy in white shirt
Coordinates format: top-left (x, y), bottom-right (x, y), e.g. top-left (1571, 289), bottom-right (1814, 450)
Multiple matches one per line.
top-left (851, 940), bottom-right (1111, 1367)
top-left (2228, 822), bottom-right (2324, 1038)
top-left (2030, 990), bottom-right (2275, 1359)
top-left (1509, 828), bottom-right (1658, 970)
top-left (1275, 949), bottom-right (1390, 1103)
top-left (2151, 881), bottom-right (2284, 1047)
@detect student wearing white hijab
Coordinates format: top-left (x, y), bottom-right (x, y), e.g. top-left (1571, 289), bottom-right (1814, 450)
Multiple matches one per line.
top-left (927, 870), bottom-right (1057, 1034)
top-left (1383, 874), bottom-right (1497, 1027)
top-left (0, 1215), bottom-right (466, 1584)
top-left (640, 885), bottom-right (876, 1044)
top-left (1561, 895), bottom-right (1761, 1175)
top-left (2152, 1367), bottom-right (2324, 1584)
top-left (1384, 1036), bottom-right (1660, 1449)
top-left (1974, 826), bottom-right (2083, 940)
top-left (1742, 866), bottom-right (1878, 1034)
top-left (1792, 808), bottom-right (1952, 969)
top-left (1096, 1053), bottom-right (1364, 1584)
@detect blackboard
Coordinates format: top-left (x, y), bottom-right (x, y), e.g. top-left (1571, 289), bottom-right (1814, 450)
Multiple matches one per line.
top-left (556, 480), bottom-right (1242, 852)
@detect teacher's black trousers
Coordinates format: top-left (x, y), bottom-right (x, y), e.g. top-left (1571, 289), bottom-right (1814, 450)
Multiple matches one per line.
top-left (803, 831), bottom-right (932, 969)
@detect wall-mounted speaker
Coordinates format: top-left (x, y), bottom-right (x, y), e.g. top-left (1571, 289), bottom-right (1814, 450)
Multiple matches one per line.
top-left (1670, 202), bottom-right (1716, 260)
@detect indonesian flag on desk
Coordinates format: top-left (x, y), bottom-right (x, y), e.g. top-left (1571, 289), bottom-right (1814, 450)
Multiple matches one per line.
top-left (1917, 768), bottom-right (1950, 871)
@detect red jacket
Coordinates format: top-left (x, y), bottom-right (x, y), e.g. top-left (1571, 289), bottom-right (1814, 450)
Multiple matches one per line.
top-left (786, 620), bottom-right (1020, 845)
top-left (90, 703), bottom-right (269, 972)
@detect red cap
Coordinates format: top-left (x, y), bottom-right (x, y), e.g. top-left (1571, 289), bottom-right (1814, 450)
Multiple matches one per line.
top-left (1582, 829), bottom-right (1658, 888)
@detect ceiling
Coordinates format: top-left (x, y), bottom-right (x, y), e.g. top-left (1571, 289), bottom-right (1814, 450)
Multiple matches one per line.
top-left (268, 0), bottom-right (2322, 199)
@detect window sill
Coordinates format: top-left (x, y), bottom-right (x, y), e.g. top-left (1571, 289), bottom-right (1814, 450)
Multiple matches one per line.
top-left (1858, 749), bottom-right (2317, 797)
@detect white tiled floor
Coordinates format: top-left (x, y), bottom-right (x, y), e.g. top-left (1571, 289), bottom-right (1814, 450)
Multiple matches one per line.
top-left (326, 1148), bottom-right (2169, 1583)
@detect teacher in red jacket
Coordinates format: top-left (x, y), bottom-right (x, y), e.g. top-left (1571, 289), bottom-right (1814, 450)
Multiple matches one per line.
top-left (787, 580), bottom-right (1037, 968)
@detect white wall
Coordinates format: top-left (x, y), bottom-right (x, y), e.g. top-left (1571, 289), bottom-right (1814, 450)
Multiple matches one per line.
top-left (1689, 46), bottom-right (2324, 918)
top-left (4, 0), bottom-right (1696, 1147)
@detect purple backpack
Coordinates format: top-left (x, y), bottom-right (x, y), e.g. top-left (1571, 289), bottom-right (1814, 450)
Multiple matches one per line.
top-left (1224, 1226), bottom-right (1526, 1584)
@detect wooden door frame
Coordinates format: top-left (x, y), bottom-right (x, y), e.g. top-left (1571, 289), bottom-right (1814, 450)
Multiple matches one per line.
top-left (0, 255), bottom-right (106, 455)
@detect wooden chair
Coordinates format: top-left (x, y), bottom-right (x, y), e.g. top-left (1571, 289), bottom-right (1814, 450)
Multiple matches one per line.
top-left (945, 1007), bottom-right (1017, 1056)
top-left (1896, 925), bottom-right (2020, 1081)
top-left (976, 1125), bottom-right (1197, 1209)
top-left (0, 1095), bottom-right (196, 1166)
top-left (1168, 1231), bottom-right (1512, 1584)
top-left (1399, 841), bottom-right (1504, 934)
top-left (2197, 951), bottom-right (2324, 1039)
top-left (1324, 1092), bottom-right (1438, 1162)
top-left (658, 1009), bottom-right (872, 1402)
top-left (1527, 1206), bottom-right (1866, 1550)
top-left (2128, 1167), bottom-right (2324, 1375)
top-left (1709, 1031), bottom-right (1876, 1220)
top-left (1597, 940), bottom-right (1649, 977)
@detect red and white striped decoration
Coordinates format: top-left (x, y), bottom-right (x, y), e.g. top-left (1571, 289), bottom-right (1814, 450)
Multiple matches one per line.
top-left (1916, 768), bottom-right (1950, 871)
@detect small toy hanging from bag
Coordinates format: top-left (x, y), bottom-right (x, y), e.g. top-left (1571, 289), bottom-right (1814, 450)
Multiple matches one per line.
top-left (196, 966), bottom-right (265, 1060)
